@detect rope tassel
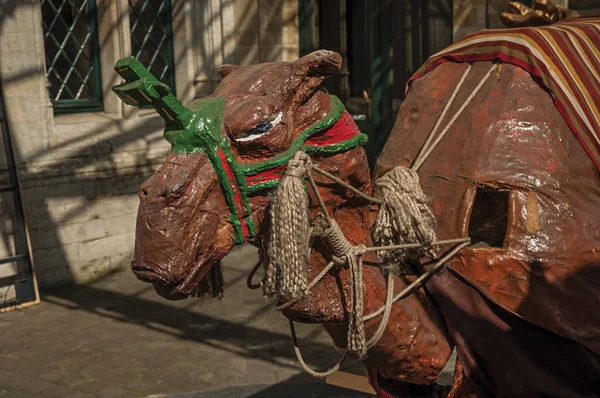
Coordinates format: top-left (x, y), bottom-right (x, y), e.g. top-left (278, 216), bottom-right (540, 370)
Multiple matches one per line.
top-left (320, 220), bottom-right (368, 360)
top-left (346, 247), bottom-right (367, 360)
top-left (372, 166), bottom-right (437, 273)
top-left (264, 152), bottom-right (312, 301)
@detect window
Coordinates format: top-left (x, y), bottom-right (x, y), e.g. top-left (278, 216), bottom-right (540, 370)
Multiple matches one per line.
top-left (468, 187), bottom-right (509, 248)
top-left (129, 0), bottom-right (176, 92)
top-left (41, 0), bottom-right (103, 114)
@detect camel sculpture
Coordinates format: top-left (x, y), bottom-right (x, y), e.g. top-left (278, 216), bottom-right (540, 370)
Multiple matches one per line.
top-left (113, 11), bottom-right (600, 398)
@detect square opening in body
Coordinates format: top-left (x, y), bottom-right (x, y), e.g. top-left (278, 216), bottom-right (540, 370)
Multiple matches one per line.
top-left (468, 187), bottom-right (509, 248)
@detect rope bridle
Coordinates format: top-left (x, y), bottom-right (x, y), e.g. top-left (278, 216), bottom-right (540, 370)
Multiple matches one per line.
top-left (248, 62), bottom-right (498, 378)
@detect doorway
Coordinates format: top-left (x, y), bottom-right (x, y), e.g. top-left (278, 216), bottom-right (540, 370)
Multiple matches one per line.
top-left (299, 0), bottom-right (453, 165)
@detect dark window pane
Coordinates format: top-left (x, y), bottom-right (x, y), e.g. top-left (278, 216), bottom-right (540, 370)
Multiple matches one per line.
top-left (129, 0), bottom-right (175, 92)
top-left (40, 0), bottom-right (103, 113)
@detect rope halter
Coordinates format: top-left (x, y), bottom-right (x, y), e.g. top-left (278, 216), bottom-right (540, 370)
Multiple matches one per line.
top-left (262, 150), bottom-right (471, 367)
top-left (259, 62), bottom-right (499, 377)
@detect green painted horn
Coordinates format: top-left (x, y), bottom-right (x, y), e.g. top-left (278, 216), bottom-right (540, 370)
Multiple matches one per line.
top-left (112, 56), bottom-right (193, 131)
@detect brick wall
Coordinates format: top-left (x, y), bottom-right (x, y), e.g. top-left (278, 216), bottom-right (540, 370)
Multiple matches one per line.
top-left (0, 0), bottom-right (299, 290)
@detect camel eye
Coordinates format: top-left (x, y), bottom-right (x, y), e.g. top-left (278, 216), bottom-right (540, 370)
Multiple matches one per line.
top-left (235, 112), bottom-right (283, 143)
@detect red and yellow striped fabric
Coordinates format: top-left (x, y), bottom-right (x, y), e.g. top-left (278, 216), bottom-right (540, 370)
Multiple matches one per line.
top-left (409, 17), bottom-right (600, 170)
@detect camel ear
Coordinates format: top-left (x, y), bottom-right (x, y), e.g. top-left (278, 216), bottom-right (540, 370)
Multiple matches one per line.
top-left (291, 50), bottom-right (342, 101)
top-left (295, 50), bottom-right (342, 77)
top-left (217, 64), bottom-right (240, 78)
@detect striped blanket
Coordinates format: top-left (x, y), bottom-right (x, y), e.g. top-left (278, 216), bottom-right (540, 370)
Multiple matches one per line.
top-left (409, 17), bottom-right (600, 171)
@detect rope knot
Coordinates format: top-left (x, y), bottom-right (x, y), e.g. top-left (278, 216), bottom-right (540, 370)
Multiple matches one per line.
top-left (348, 244), bottom-right (367, 258)
top-left (331, 244), bottom-right (366, 268)
top-left (371, 166), bottom-right (437, 274)
top-left (331, 256), bottom-right (345, 266)
top-left (310, 218), bottom-right (368, 360)
top-left (285, 151), bottom-right (312, 179)
top-left (321, 220), bottom-right (353, 258)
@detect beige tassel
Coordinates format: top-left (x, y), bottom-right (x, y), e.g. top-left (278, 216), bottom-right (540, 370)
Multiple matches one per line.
top-left (371, 166), bottom-right (437, 274)
top-left (264, 152), bottom-right (312, 301)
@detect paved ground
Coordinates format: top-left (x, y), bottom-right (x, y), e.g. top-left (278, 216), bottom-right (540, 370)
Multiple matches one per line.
top-left (0, 245), bottom-right (371, 398)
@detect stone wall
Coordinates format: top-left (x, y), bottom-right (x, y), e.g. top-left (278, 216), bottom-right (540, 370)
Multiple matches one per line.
top-left (193, 0), bottom-right (299, 98)
top-left (0, 0), bottom-right (298, 291)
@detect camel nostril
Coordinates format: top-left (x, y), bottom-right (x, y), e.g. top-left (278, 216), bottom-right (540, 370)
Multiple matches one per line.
top-left (141, 188), bottom-right (148, 196)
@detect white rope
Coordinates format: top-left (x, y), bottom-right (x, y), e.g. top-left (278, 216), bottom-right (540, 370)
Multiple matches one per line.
top-left (412, 63), bottom-right (498, 171)
top-left (372, 166), bottom-right (437, 274)
top-left (275, 260), bottom-right (337, 311)
top-left (412, 64), bottom-right (473, 169)
top-left (268, 179), bottom-right (471, 366)
top-left (363, 241), bottom-right (471, 322)
top-left (275, 238), bottom-right (471, 312)
top-left (289, 319), bottom-right (348, 378)
top-left (284, 240), bottom-right (469, 377)
top-left (346, 245), bottom-right (367, 359)
top-left (366, 271), bottom-right (394, 348)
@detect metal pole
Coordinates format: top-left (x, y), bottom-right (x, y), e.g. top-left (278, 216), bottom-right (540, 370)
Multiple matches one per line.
top-left (0, 70), bottom-right (38, 308)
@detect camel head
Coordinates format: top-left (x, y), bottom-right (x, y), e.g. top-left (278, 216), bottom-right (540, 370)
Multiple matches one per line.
top-left (112, 51), bottom-right (368, 300)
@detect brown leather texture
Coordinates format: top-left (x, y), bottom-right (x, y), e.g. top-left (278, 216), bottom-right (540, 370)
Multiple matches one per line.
top-left (375, 61), bottom-right (600, 397)
top-left (131, 51), bottom-right (342, 298)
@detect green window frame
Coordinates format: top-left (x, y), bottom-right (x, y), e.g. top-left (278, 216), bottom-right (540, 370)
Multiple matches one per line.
top-left (129, 0), bottom-right (176, 93)
top-left (41, 0), bottom-right (103, 114)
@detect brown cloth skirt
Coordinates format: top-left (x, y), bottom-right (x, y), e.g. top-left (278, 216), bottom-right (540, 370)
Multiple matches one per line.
top-left (427, 267), bottom-right (600, 398)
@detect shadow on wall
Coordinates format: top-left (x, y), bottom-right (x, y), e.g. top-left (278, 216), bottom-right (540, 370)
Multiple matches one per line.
top-left (0, 0), bottom-right (297, 297)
